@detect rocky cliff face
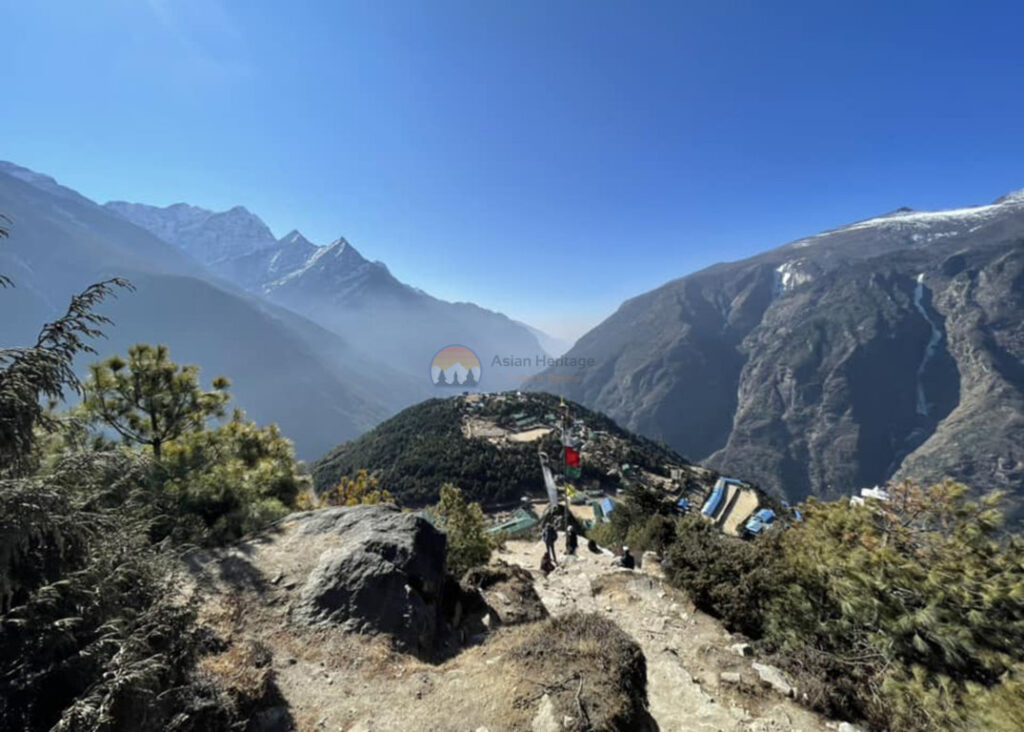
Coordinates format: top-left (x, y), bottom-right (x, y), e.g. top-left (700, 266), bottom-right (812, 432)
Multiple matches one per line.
top-left (534, 193), bottom-right (1024, 516)
top-left (215, 229), bottom-right (321, 290)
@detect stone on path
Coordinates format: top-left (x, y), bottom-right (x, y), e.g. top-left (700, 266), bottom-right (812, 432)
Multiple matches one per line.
top-left (752, 662), bottom-right (796, 698)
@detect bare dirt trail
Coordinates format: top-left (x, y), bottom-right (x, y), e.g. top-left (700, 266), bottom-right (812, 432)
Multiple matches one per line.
top-left (190, 509), bottom-right (845, 731)
top-left (500, 539), bottom-right (835, 732)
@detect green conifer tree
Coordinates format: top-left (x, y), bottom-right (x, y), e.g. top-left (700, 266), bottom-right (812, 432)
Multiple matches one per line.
top-left (435, 483), bottom-right (492, 576)
top-left (83, 344), bottom-right (230, 460)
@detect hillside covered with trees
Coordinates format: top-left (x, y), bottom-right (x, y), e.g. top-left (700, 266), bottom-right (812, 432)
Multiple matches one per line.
top-left (312, 392), bottom-right (690, 506)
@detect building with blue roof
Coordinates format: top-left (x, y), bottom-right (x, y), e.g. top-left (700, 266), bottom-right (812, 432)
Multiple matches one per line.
top-left (744, 508), bottom-right (776, 535)
top-left (701, 477), bottom-right (744, 518)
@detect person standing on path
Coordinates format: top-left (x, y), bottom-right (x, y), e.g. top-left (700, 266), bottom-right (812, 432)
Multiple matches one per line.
top-left (542, 524), bottom-right (558, 565)
top-left (617, 545), bottom-right (635, 570)
top-left (565, 525), bottom-right (578, 555)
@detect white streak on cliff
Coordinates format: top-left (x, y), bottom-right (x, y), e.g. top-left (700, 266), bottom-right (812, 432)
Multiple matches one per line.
top-left (912, 273), bottom-right (943, 417)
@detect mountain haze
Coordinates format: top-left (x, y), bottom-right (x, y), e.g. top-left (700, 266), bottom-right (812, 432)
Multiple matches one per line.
top-left (106, 201), bottom-right (555, 388)
top-left (0, 162), bottom-right (422, 459)
top-left (10, 157), bottom-right (1023, 511)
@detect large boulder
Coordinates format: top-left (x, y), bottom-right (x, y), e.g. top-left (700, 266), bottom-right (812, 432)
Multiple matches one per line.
top-left (291, 505), bottom-right (447, 653)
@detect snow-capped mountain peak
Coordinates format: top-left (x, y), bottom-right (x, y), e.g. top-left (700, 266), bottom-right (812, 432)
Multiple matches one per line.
top-left (789, 186), bottom-right (1024, 250)
top-left (300, 237), bottom-right (369, 272)
top-left (993, 189), bottom-right (1024, 205)
top-left (280, 229), bottom-right (315, 247)
top-left (323, 236), bottom-right (368, 262)
top-left (105, 200), bottom-right (278, 265)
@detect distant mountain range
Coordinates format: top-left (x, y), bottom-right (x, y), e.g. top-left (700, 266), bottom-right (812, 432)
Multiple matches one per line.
top-left (0, 161), bottom-right (557, 458)
top-left (103, 201), bottom-right (281, 266)
top-left (104, 200), bottom-right (553, 388)
top-left (8, 159), bottom-right (1022, 516)
top-left (534, 191), bottom-right (1024, 519)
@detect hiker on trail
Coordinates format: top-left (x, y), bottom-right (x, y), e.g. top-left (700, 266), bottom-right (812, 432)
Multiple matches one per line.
top-left (617, 545), bottom-right (635, 570)
top-left (565, 525), bottom-right (578, 555)
top-left (542, 524), bottom-right (558, 564)
top-left (540, 551), bottom-right (555, 576)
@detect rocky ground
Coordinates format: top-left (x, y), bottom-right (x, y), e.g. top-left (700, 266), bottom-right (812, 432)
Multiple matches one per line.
top-left (186, 506), bottom-right (853, 731)
top-left (499, 539), bottom-right (835, 731)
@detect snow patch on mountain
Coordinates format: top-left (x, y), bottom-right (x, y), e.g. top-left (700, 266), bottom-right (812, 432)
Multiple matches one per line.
top-left (993, 189), bottom-right (1024, 205)
top-left (280, 229), bottom-right (315, 248)
top-left (274, 238), bottom-right (369, 284)
top-left (786, 190), bottom-right (1024, 250)
top-left (106, 201), bottom-right (209, 241)
top-left (261, 237), bottom-right (394, 305)
top-left (791, 188), bottom-right (1024, 249)
top-left (105, 201), bottom-right (279, 265)
top-left (773, 260), bottom-right (814, 295)
top-left (843, 200), bottom-right (1015, 234)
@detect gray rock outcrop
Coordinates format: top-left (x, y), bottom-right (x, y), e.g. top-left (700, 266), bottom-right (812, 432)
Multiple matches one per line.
top-left (752, 662), bottom-right (796, 698)
top-left (292, 505), bottom-right (447, 652)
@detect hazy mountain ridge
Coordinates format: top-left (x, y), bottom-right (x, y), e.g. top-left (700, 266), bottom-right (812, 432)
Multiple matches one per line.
top-left (519, 322), bottom-right (574, 357)
top-left (2, 161), bottom-right (557, 458)
top-left (0, 163), bottom-right (425, 460)
top-left (12, 157), bottom-right (1021, 504)
top-left (213, 230), bottom-right (321, 290)
top-left (533, 191), bottom-right (1024, 517)
top-left (106, 199), bottom-right (555, 387)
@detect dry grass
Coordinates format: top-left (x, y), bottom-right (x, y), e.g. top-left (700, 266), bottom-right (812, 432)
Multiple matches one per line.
top-left (462, 560), bottom-right (549, 625)
top-left (198, 639), bottom-right (274, 712)
top-left (509, 612), bottom-right (651, 731)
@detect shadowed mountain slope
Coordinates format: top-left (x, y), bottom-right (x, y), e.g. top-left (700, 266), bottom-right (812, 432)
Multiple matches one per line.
top-left (532, 192), bottom-right (1024, 517)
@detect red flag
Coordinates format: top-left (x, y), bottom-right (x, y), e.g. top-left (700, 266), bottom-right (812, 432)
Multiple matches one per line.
top-left (564, 446), bottom-right (580, 467)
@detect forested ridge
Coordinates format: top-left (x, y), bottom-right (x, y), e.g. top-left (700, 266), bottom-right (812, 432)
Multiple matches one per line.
top-left (312, 393), bottom-right (688, 506)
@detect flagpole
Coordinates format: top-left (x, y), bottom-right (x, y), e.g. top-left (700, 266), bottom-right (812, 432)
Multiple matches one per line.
top-left (561, 399), bottom-right (570, 530)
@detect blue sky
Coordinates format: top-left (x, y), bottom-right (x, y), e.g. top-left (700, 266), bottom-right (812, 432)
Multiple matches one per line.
top-left (4, 1), bottom-right (1024, 341)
